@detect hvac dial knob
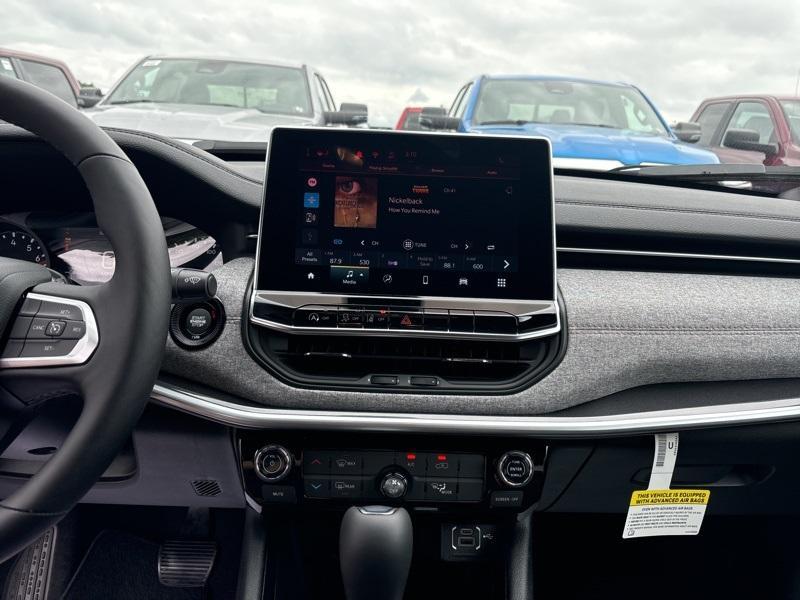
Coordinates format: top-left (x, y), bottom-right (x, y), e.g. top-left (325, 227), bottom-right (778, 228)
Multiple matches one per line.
top-left (380, 472), bottom-right (408, 499)
top-left (254, 445), bottom-right (292, 482)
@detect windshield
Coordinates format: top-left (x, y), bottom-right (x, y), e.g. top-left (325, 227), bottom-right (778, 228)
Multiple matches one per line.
top-left (105, 58), bottom-right (312, 116)
top-left (7, 2), bottom-right (800, 189)
top-left (474, 79), bottom-right (669, 136)
top-left (781, 100), bottom-right (800, 144)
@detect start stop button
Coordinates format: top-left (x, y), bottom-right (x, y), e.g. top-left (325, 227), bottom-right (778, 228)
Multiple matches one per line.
top-left (169, 299), bottom-right (225, 349)
top-left (497, 451), bottom-right (534, 488)
top-left (186, 308), bottom-right (212, 335)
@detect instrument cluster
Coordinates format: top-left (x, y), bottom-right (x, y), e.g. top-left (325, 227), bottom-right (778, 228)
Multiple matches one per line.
top-left (0, 212), bottom-right (221, 285)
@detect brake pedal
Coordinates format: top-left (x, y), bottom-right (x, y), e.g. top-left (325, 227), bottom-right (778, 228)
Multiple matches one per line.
top-left (2, 527), bottom-right (56, 600)
top-left (157, 540), bottom-right (217, 588)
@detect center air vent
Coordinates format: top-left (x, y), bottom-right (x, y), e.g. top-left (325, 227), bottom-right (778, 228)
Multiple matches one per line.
top-left (246, 317), bottom-right (566, 394)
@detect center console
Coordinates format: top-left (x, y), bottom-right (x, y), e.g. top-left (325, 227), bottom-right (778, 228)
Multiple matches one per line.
top-left (237, 128), bottom-right (561, 599)
top-left (245, 127), bottom-right (565, 393)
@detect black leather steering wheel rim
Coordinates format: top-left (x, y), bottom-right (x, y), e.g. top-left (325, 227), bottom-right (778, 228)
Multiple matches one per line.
top-left (0, 77), bottom-right (171, 561)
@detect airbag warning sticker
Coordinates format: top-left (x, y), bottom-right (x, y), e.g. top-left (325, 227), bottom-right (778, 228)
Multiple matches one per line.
top-left (623, 490), bottom-right (710, 539)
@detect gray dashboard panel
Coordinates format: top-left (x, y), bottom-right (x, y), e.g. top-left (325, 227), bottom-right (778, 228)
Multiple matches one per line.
top-left (160, 258), bottom-right (800, 415)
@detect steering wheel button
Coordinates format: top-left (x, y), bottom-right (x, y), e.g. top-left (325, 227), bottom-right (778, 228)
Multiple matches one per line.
top-left (45, 321), bottom-right (66, 337)
top-left (37, 301), bottom-right (82, 321)
top-left (61, 321), bottom-right (86, 339)
top-left (20, 339), bottom-right (78, 358)
top-left (19, 297), bottom-right (41, 316)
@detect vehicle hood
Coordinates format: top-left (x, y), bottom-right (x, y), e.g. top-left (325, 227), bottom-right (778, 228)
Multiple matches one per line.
top-left (469, 123), bottom-right (719, 167)
top-left (84, 103), bottom-right (315, 143)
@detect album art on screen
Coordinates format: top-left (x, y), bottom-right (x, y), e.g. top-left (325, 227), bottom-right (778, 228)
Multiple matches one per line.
top-left (334, 176), bottom-right (378, 229)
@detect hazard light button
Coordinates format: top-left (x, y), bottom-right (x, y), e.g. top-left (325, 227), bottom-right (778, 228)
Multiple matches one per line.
top-left (389, 310), bottom-right (424, 330)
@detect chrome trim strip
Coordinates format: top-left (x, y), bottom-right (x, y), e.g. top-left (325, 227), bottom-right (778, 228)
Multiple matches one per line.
top-left (558, 246), bottom-right (800, 266)
top-left (0, 293), bottom-right (99, 369)
top-left (151, 381), bottom-right (800, 437)
top-left (249, 292), bottom-right (561, 341)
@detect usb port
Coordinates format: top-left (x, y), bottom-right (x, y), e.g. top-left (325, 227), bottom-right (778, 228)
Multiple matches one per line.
top-left (451, 525), bottom-right (481, 551)
top-left (456, 535), bottom-right (476, 548)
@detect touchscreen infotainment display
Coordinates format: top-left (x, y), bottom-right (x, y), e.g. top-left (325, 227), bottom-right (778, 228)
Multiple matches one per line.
top-left (256, 128), bottom-right (554, 301)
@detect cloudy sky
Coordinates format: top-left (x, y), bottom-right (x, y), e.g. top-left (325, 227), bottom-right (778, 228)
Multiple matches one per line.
top-left (2, 0), bottom-right (797, 125)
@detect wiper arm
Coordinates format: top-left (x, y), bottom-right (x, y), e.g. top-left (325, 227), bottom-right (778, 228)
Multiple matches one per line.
top-left (108, 99), bottom-right (156, 105)
top-left (571, 122), bottom-right (617, 128)
top-left (478, 119), bottom-right (541, 126)
top-left (600, 163), bottom-right (800, 197)
top-left (610, 164), bottom-right (777, 177)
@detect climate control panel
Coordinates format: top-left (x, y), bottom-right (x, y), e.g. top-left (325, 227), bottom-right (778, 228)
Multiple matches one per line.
top-left (302, 450), bottom-right (486, 503)
top-left (238, 433), bottom-right (546, 512)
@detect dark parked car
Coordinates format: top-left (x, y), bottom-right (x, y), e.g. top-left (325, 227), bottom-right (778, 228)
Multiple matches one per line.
top-left (689, 95), bottom-right (800, 166)
top-left (0, 48), bottom-right (101, 108)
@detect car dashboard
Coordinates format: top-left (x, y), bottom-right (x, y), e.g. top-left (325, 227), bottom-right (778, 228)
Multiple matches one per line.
top-left (2, 123), bottom-right (800, 599)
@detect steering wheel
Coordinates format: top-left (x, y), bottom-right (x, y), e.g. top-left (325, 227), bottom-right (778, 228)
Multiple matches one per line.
top-left (0, 77), bottom-right (171, 561)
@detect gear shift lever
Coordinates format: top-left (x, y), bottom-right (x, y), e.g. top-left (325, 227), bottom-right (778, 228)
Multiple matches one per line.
top-left (339, 506), bottom-right (413, 600)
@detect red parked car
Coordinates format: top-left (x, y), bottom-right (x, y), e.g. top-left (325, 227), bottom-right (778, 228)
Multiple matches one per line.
top-left (0, 47), bottom-right (101, 108)
top-left (395, 106), bottom-right (423, 130)
top-left (689, 95), bottom-right (800, 166)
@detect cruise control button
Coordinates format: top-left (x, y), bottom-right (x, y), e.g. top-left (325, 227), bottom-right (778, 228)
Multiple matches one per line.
top-left (37, 301), bottom-right (82, 321)
top-left (61, 320), bottom-right (86, 339)
top-left (45, 321), bottom-right (66, 337)
top-left (389, 311), bottom-right (423, 330)
top-left (27, 318), bottom-right (50, 339)
top-left (20, 339), bottom-right (78, 358)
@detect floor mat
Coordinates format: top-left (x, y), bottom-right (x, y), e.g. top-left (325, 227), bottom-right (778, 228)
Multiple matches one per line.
top-left (61, 531), bottom-right (204, 600)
